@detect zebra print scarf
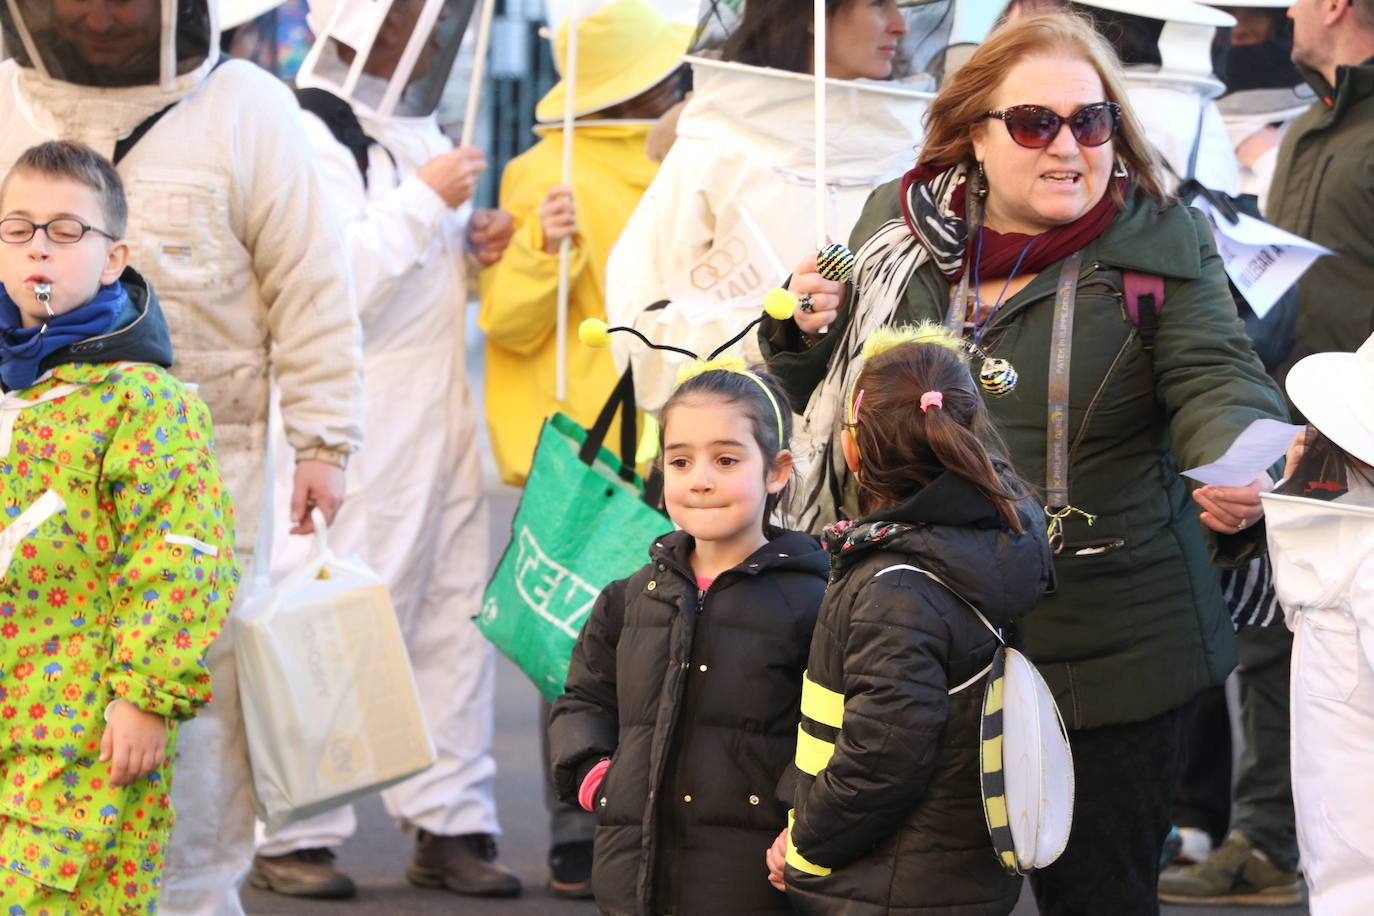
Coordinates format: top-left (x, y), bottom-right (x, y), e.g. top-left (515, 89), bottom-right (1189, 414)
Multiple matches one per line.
top-left (784, 164), bottom-right (969, 532)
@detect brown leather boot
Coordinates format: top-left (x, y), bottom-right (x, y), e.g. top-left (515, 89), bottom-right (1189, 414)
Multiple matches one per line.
top-left (248, 848), bottom-right (357, 899)
top-left (406, 830), bottom-right (523, 897)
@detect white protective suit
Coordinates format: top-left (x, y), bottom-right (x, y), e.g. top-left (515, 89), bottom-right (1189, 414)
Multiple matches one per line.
top-left (256, 90), bottom-right (498, 854)
top-left (604, 57), bottom-right (933, 411)
top-left (0, 25), bottom-right (365, 915)
top-left (1263, 478), bottom-right (1374, 915)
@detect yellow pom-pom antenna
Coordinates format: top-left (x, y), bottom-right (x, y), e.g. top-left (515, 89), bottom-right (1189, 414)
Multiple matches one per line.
top-left (860, 321), bottom-right (966, 362)
top-left (578, 318), bottom-right (612, 349)
top-left (763, 287), bottom-right (798, 321)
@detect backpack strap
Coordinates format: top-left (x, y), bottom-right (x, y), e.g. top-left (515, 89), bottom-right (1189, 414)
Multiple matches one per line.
top-left (295, 87), bottom-right (383, 188)
top-left (1123, 271), bottom-right (1165, 352)
top-left (113, 55), bottom-right (230, 165)
top-left (873, 563), bottom-right (1024, 874)
top-left (874, 563), bottom-right (999, 695)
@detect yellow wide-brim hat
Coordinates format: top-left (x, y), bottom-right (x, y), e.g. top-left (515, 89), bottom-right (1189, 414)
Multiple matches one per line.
top-left (535, 0), bottom-right (693, 124)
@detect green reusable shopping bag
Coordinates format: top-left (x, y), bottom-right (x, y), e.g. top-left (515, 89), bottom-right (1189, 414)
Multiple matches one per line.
top-left (479, 370), bottom-right (669, 700)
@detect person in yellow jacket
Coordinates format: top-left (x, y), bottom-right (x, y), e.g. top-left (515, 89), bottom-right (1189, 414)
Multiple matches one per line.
top-left (479, 0), bottom-right (690, 487)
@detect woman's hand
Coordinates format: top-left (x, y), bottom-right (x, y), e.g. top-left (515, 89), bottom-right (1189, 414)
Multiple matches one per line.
top-left (540, 185), bottom-right (577, 254)
top-left (1194, 473), bottom-right (1271, 534)
top-left (766, 828), bottom-right (788, 891)
top-left (787, 253), bottom-right (845, 337)
top-left (100, 699), bottom-right (167, 787)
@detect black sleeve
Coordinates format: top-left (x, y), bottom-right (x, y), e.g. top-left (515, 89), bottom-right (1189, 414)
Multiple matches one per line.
top-left (548, 577), bottom-right (628, 804)
top-left (789, 574), bottom-right (952, 868)
top-left (758, 287), bottom-right (854, 414)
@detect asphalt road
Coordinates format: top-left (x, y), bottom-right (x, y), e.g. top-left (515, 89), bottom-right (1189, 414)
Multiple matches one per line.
top-left (241, 474), bottom-right (1309, 916)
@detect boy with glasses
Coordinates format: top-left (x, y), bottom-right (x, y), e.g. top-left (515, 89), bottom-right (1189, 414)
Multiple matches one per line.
top-left (0, 140), bottom-right (237, 913)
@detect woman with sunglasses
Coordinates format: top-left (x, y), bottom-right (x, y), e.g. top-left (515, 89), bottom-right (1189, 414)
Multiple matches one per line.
top-left (764, 13), bottom-right (1286, 915)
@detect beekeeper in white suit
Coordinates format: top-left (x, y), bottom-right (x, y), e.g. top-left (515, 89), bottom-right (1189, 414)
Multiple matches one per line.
top-left (0, 0), bottom-right (365, 913)
top-left (604, 0), bottom-right (947, 414)
top-left (1263, 334), bottom-right (1374, 914)
top-left (247, 0), bottom-right (520, 900)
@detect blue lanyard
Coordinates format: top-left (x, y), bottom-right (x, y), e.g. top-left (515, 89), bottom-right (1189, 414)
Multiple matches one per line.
top-left (971, 228), bottom-right (1038, 345)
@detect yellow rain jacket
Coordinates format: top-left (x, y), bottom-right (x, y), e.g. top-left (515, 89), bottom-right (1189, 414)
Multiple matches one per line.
top-left (480, 123), bottom-right (659, 485)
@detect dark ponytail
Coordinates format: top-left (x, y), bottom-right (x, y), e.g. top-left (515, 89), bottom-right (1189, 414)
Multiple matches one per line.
top-left (849, 342), bottom-right (1028, 531)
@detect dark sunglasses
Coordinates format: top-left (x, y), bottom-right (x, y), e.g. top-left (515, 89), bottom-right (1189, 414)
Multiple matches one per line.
top-left (981, 102), bottom-right (1122, 149)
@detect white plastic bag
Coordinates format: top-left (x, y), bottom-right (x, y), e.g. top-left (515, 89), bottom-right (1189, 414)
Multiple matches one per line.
top-left (233, 507), bottom-right (435, 831)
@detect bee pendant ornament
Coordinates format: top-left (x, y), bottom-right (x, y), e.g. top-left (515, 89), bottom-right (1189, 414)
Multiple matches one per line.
top-left (816, 243), bottom-right (855, 283)
top-left (978, 357), bottom-right (1018, 396)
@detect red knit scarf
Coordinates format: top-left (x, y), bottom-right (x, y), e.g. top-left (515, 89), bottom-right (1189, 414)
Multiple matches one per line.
top-left (901, 164), bottom-right (1122, 282)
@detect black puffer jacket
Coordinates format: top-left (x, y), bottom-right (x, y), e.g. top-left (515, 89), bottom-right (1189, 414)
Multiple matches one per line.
top-left (786, 473), bottom-right (1053, 916)
top-left (550, 528), bottom-right (829, 916)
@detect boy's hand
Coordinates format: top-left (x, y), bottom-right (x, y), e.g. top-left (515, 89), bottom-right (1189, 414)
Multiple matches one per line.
top-left (468, 208), bottom-right (514, 266)
top-left (766, 828), bottom-right (788, 891)
top-left (539, 186), bottom-right (576, 254)
top-left (100, 699), bottom-right (167, 787)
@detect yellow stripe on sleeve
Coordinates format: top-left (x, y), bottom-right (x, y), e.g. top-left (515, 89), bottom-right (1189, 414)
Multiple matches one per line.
top-left (800, 671), bottom-right (844, 729)
top-left (785, 810), bottom-right (832, 877)
top-left (794, 726), bottom-right (836, 777)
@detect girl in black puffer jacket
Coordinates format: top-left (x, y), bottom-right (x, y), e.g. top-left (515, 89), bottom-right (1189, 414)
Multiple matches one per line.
top-left (771, 328), bottom-right (1053, 915)
top-left (550, 365), bottom-right (828, 915)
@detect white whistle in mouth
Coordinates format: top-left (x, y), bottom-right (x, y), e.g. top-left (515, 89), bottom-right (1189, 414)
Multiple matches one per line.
top-left (34, 282), bottom-right (53, 318)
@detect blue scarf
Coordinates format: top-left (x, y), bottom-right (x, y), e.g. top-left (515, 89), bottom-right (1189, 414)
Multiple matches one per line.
top-left (0, 281), bottom-right (126, 391)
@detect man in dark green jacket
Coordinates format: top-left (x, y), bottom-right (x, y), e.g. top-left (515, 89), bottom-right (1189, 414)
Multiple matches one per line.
top-left (1267, 0), bottom-right (1374, 398)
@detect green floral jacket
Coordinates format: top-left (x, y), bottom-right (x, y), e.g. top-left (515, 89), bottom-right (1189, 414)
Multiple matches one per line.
top-left (0, 358), bottom-right (237, 897)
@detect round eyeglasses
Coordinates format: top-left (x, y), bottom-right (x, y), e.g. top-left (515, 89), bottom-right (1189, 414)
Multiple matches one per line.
top-left (0, 218), bottom-right (116, 245)
top-left (982, 102), bottom-right (1122, 150)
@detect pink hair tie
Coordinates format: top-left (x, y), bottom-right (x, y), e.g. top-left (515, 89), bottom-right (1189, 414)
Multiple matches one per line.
top-left (919, 391), bottom-right (944, 413)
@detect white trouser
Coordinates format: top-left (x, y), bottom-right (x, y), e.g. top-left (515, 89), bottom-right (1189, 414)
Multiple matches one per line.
top-left (1290, 608), bottom-right (1374, 915)
top-left (162, 628), bottom-right (256, 916)
top-left (257, 411), bottom-right (498, 854)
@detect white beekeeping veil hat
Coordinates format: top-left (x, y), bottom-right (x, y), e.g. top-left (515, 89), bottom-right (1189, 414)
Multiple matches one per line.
top-left (296, 0), bottom-right (479, 118)
top-left (0, 0), bottom-right (218, 89)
